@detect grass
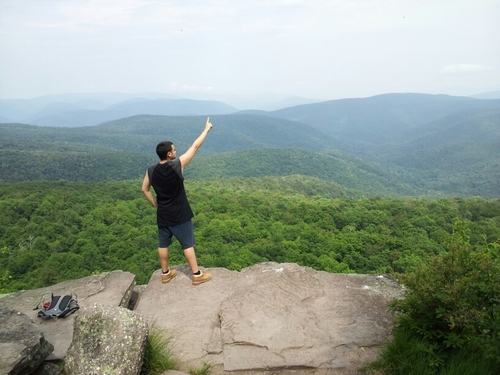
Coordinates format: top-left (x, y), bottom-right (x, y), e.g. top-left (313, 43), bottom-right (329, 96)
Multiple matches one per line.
top-left (141, 321), bottom-right (178, 375)
top-left (362, 328), bottom-right (499, 375)
top-left (189, 362), bottom-right (212, 375)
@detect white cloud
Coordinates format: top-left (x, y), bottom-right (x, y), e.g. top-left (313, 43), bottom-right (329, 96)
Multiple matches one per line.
top-left (442, 64), bottom-right (493, 74)
top-left (1, 0), bottom-right (499, 99)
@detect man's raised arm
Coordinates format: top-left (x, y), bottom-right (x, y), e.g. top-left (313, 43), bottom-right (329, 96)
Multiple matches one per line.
top-left (179, 117), bottom-right (213, 170)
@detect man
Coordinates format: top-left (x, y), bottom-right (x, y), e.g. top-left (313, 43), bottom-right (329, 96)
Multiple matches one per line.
top-left (141, 117), bottom-right (213, 285)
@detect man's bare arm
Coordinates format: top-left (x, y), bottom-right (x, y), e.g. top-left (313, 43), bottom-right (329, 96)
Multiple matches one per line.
top-left (141, 171), bottom-right (157, 208)
top-left (179, 117), bottom-right (213, 171)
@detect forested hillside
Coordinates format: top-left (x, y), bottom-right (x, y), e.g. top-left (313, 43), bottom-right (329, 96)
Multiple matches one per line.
top-left (1, 178), bottom-right (499, 292)
top-left (254, 93), bottom-right (500, 148)
top-left (185, 148), bottom-right (419, 197)
top-left (2, 105), bottom-right (499, 197)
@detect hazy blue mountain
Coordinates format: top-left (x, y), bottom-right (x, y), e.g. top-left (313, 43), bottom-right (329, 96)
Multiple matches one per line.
top-left (380, 109), bottom-right (500, 170)
top-left (373, 109), bottom-right (500, 198)
top-left (263, 96), bottom-right (320, 111)
top-left (2, 108), bottom-right (499, 197)
top-left (29, 99), bottom-right (238, 127)
top-left (85, 113), bottom-right (338, 154)
top-left (471, 90), bottom-right (500, 99)
top-left (0, 99), bottom-right (41, 123)
top-left (0, 120), bottom-right (417, 196)
top-left (0, 114), bottom-right (337, 156)
top-left (243, 93), bottom-right (500, 150)
top-left (0, 92), bottom-right (181, 124)
top-left (393, 109), bottom-right (500, 149)
top-left (0, 116), bottom-right (436, 197)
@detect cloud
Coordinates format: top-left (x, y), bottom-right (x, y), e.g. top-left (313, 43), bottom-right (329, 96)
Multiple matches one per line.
top-left (442, 64), bottom-right (493, 74)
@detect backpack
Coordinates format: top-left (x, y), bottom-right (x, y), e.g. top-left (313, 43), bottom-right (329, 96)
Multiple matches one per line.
top-left (34, 292), bottom-right (80, 319)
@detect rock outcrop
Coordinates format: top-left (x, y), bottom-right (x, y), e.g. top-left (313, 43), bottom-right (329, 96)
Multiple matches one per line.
top-left (0, 270), bottom-right (136, 360)
top-left (0, 305), bottom-right (54, 375)
top-left (0, 263), bottom-right (404, 374)
top-left (135, 262), bottom-right (404, 374)
top-left (64, 304), bottom-right (148, 375)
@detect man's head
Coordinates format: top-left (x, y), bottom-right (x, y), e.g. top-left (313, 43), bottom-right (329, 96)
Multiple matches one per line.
top-left (156, 141), bottom-right (176, 161)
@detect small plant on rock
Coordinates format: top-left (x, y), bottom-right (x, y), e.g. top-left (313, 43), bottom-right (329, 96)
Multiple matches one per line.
top-left (189, 362), bottom-right (212, 375)
top-left (141, 321), bottom-right (177, 375)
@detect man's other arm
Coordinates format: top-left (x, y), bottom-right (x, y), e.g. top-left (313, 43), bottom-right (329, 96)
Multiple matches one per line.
top-left (141, 171), bottom-right (157, 208)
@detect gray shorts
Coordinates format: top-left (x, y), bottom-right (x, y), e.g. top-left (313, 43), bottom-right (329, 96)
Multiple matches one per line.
top-left (158, 220), bottom-right (195, 249)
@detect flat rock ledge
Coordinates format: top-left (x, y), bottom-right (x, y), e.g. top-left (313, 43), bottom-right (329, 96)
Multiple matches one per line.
top-left (0, 263), bottom-right (404, 375)
top-left (135, 262), bottom-right (404, 374)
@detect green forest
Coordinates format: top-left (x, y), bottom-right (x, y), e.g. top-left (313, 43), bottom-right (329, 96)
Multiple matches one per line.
top-left (1, 177), bottom-right (499, 292)
top-left (2, 107), bottom-right (500, 198)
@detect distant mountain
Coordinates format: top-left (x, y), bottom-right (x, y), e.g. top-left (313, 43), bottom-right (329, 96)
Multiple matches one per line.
top-left (104, 114), bottom-right (336, 153)
top-left (246, 93), bottom-right (500, 150)
top-left (0, 93), bottom-right (139, 123)
top-left (393, 109), bottom-right (500, 149)
top-left (263, 96), bottom-right (320, 111)
top-left (1, 116), bottom-right (412, 195)
top-left (376, 109), bottom-right (500, 198)
top-left (0, 93), bottom-right (227, 126)
top-left (0, 124), bottom-right (416, 196)
top-left (28, 99), bottom-right (238, 127)
top-left (2, 106), bottom-right (499, 198)
top-left (471, 91), bottom-right (500, 99)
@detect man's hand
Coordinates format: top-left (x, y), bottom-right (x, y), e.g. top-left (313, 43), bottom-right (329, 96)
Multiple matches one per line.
top-left (205, 117), bottom-right (213, 132)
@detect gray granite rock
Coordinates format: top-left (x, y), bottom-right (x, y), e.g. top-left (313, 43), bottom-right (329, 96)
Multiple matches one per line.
top-left (0, 270), bottom-right (136, 360)
top-left (135, 262), bottom-right (404, 374)
top-left (0, 305), bottom-right (54, 375)
top-left (64, 304), bottom-right (148, 375)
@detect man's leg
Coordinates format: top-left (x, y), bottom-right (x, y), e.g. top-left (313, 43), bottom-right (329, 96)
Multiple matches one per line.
top-left (158, 226), bottom-right (177, 284)
top-left (184, 247), bottom-right (212, 285)
top-left (172, 221), bottom-right (211, 285)
top-left (158, 247), bottom-right (169, 272)
top-left (159, 246), bottom-right (177, 283)
top-left (183, 247), bottom-right (199, 272)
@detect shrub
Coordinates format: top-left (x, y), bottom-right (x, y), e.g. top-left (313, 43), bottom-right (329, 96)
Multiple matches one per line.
top-left (390, 218), bottom-right (500, 363)
top-left (366, 328), bottom-right (499, 375)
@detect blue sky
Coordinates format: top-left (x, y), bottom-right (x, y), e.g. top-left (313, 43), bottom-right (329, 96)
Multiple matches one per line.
top-left (0, 0), bottom-right (499, 101)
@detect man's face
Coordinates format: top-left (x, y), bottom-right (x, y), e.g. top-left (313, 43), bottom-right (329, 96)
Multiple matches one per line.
top-left (168, 145), bottom-right (177, 159)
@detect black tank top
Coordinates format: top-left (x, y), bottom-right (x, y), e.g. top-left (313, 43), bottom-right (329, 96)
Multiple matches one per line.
top-left (148, 159), bottom-right (194, 226)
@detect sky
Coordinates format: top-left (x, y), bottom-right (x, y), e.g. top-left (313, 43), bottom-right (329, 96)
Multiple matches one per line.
top-left (0, 0), bottom-right (499, 102)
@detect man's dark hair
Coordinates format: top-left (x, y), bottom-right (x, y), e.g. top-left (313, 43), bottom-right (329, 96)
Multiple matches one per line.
top-left (156, 141), bottom-right (173, 160)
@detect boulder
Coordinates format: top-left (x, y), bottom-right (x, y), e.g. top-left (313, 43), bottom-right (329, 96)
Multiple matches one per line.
top-left (0, 270), bottom-right (136, 359)
top-left (64, 304), bottom-right (148, 375)
top-left (135, 262), bottom-right (404, 374)
top-left (0, 305), bottom-right (54, 375)
top-left (32, 362), bottom-right (63, 375)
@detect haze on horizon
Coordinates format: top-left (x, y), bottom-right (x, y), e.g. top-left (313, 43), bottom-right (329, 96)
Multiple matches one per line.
top-left (0, 0), bottom-right (499, 103)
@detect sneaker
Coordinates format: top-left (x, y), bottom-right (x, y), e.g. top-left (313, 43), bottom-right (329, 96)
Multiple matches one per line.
top-left (192, 270), bottom-right (212, 286)
top-left (161, 269), bottom-right (177, 284)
